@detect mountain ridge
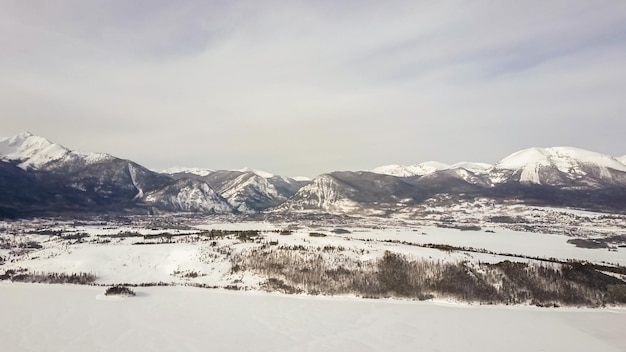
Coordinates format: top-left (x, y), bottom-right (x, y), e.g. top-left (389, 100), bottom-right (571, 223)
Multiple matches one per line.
top-left (1, 132), bottom-right (625, 217)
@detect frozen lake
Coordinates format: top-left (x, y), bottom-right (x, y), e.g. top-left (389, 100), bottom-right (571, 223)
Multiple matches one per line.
top-left (1, 283), bottom-right (625, 352)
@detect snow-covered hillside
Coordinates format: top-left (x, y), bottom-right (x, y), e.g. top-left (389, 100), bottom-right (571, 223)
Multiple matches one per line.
top-left (2, 284), bottom-right (624, 352)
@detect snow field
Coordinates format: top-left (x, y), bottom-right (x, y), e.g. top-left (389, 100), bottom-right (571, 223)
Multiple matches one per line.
top-left (1, 283), bottom-right (625, 352)
top-left (3, 221), bottom-right (624, 289)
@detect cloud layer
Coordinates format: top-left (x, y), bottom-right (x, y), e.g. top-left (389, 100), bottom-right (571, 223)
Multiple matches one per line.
top-left (2, 0), bottom-right (625, 176)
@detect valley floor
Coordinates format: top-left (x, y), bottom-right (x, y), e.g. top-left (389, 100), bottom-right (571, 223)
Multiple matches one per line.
top-left (1, 212), bottom-right (626, 306)
top-left (1, 283), bottom-right (625, 352)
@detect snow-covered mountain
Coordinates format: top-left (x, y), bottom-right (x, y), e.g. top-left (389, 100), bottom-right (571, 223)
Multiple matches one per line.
top-left (0, 133), bottom-right (176, 207)
top-left (280, 174), bottom-right (360, 212)
top-left (489, 147), bottom-right (626, 189)
top-left (143, 178), bottom-right (232, 213)
top-left (0, 133), bottom-right (179, 214)
top-left (373, 161), bottom-right (492, 178)
top-left (0, 132), bottom-right (113, 171)
top-left (162, 166), bottom-right (309, 211)
top-left (205, 170), bottom-right (305, 212)
top-left (281, 171), bottom-right (426, 213)
top-left (408, 168), bottom-right (491, 193)
top-left (232, 167), bottom-right (276, 179)
top-left (618, 155), bottom-right (626, 165)
top-left (1, 132), bottom-right (625, 217)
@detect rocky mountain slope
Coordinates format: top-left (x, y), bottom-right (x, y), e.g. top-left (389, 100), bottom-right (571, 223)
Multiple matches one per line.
top-left (281, 172), bottom-right (427, 213)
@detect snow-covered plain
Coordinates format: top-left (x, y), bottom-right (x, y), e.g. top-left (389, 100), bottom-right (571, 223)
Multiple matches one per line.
top-left (2, 216), bottom-right (626, 351)
top-left (2, 217), bottom-right (625, 287)
top-left (348, 226), bottom-right (626, 266)
top-left (1, 283), bottom-right (625, 352)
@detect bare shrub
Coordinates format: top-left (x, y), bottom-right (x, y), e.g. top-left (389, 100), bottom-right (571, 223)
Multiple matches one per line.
top-left (230, 247), bottom-right (626, 306)
top-left (105, 286), bottom-right (136, 296)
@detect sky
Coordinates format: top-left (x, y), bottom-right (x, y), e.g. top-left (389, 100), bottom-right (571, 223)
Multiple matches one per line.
top-left (1, 0), bottom-right (626, 177)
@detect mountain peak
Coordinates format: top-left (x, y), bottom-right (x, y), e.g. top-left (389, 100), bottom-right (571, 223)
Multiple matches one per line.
top-left (0, 132), bottom-right (70, 170)
top-left (2, 131), bottom-right (45, 145)
top-left (450, 162), bottom-right (492, 174)
top-left (10, 131), bottom-right (34, 141)
top-left (495, 146), bottom-right (626, 172)
top-left (233, 167), bottom-right (275, 179)
top-left (0, 132), bottom-right (116, 171)
top-left (490, 146), bottom-right (626, 187)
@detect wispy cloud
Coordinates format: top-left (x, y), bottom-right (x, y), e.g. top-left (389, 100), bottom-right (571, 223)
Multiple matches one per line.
top-left (1, 0), bottom-right (625, 176)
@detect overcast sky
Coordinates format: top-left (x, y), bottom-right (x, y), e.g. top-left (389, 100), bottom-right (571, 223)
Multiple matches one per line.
top-left (1, 1), bottom-right (625, 177)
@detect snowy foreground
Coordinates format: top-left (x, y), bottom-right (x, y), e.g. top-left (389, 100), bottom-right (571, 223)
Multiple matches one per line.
top-left (2, 283), bottom-right (626, 352)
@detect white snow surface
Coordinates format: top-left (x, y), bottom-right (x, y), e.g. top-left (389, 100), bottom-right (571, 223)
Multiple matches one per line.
top-left (1, 283), bottom-right (625, 352)
top-left (450, 161), bottom-right (492, 174)
top-left (5, 222), bottom-right (625, 287)
top-left (618, 155), bottom-right (626, 165)
top-left (0, 132), bottom-right (71, 169)
top-left (234, 167), bottom-right (275, 178)
top-left (348, 226), bottom-right (626, 266)
top-left (161, 167), bottom-right (214, 176)
top-left (373, 161), bottom-right (492, 178)
top-left (292, 176), bottom-right (312, 181)
top-left (372, 161), bottom-right (450, 177)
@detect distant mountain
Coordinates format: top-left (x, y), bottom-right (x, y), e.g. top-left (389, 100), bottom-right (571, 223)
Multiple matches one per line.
top-left (372, 161), bottom-right (450, 177)
top-left (488, 147), bottom-right (626, 189)
top-left (280, 147), bottom-right (626, 214)
top-left (281, 171), bottom-right (426, 213)
top-left (449, 162), bottom-right (492, 174)
top-left (204, 170), bottom-right (306, 212)
top-left (0, 132), bottom-right (114, 172)
top-left (0, 133), bottom-right (219, 215)
top-left (143, 178), bottom-right (232, 213)
top-left (162, 167), bottom-right (214, 177)
top-left (406, 168), bottom-right (490, 194)
top-left (161, 166), bottom-right (308, 212)
top-left (372, 161), bottom-right (492, 178)
top-left (232, 167), bottom-right (276, 179)
top-left (1, 132), bottom-right (625, 217)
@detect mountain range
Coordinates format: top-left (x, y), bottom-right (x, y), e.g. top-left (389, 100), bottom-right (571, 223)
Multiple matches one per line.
top-left (1, 132), bottom-right (625, 218)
